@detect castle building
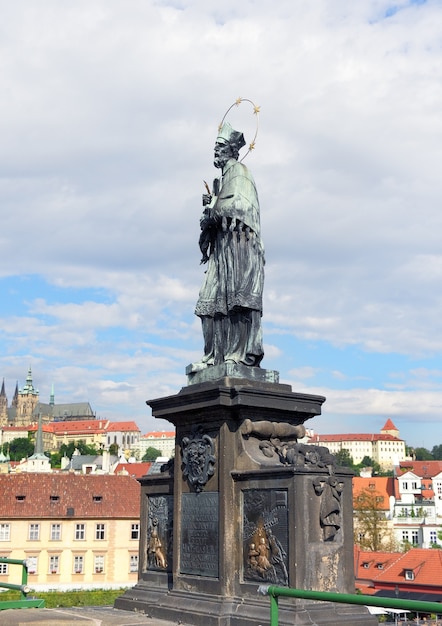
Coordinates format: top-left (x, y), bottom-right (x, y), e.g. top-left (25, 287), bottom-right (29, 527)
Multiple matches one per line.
top-left (306, 419), bottom-right (407, 470)
top-left (0, 368), bottom-right (95, 428)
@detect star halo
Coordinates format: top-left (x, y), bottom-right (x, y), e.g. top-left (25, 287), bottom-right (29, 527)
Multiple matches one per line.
top-left (218, 97), bottom-right (260, 163)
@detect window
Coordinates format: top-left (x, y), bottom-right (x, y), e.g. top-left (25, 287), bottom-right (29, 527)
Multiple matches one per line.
top-left (0, 563), bottom-right (8, 575)
top-left (130, 554), bottom-right (139, 572)
top-left (73, 555), bottom-right (84, 574)
top-left (411, 530), bottom-right (419, 545)
top-left (405, 569), bottom-right (414, 581)
top-left (0, 524), bottom-right (10, 541)
top-left (29, 523), bottom-right (40, 541)
top-left (49, 555), bottom-right (60, 574)
top-left (131, 523), bottom-right (140, 540)
top-left (412, 482), bottom-right (418, 490)
top-left (94, 555), bottom-right (104, 573)
top-left (402, 531), bottom-right (409, 542)
top-left (93, 495), bottom-right (102, 503)
top-left (95, 524), bottom-right (105, 540)
top-left (75, 524), bottom-right (85, 540)
top-left (50, 523), bottom-right (61, 541)
top-left (402, 482), bottom-right (408, 490)
top-left (26, 556), bottom-right (37, 574)
top-left (430, 531), bottom-right (437, 544)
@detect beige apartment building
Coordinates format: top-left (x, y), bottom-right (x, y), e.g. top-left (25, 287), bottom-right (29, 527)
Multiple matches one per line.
top-left (0, 474), bottom-right (140, 590)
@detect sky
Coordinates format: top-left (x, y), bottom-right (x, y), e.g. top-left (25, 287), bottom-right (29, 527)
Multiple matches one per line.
top-left (1, 0), bottom-right (442, 449)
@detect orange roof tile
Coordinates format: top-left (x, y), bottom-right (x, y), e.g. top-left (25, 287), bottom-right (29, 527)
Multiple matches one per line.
top-left (143, 431), bottom-right (175, 438)
top-left (381, 418), bottom-right (398, 431)
top-left (309, 433), bottom-right (403, 443)
top-left (51, 420), bottom-right (108, 434)
top-left (106, 421), bottom-right (140, 432)
top-left (355, 548), bottom-right (442, 589)
top-left (0, 474), bottom-right (140, 519)
top-left (115, 462), bottom-right (151, 478)
top-left (397, 461), bottom-right (442, 478)
top-left (353, 477), bottom-right (395, 511)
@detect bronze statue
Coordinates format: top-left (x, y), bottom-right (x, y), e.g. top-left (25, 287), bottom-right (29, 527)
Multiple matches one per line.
top-left (192, 121), bottom-right (265, 370)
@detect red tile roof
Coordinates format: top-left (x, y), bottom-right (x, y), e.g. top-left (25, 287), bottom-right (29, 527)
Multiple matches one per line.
top-left (106, 421), bottom-right (140, 432)
top-left (0, 474), bottom-right (140, 519)
top-left (142, 431), bottom-right (175, 439)
top-left (397, 461), bottom-right (442, 478)
top-left (50, 420), bottom-right (109, 434)
top-left (309, 433), bottom-right (403, 443)
top-left (381, 419), bottom-right (398, 431)
top-left (115, 462), bottom-right (151, 478)
top-left (353, 477), bottom-right (395, 511)
top-left (355, 547), bottom-right (442, 590)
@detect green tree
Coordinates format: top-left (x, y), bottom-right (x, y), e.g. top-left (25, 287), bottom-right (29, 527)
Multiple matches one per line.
top-left (354, 487), bottom-right (397, 551)
top-left (431, 444), bottom-right (442, 460)
top-left (58, 441), bottom-right (100, 458)
top-left (109, 443), bottom-right (119, 456)
top-left (142, 447), bottom-right (162, 462)
top-left (335, 448), bottom-right (355, 468)
top-left (414, 447), bottom-right (433, 461)
top-left (7, 437), bottom-right (34, 461)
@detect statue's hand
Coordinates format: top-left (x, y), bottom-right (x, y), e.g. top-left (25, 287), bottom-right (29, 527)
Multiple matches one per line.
top-left (202, 193), bottom-right (212, 206)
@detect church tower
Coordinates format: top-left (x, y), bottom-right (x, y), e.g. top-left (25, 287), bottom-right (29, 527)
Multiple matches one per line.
top-left (15, 367), bottom-right (39, 426)
top-left (0, 379), bottom-right (7, 427)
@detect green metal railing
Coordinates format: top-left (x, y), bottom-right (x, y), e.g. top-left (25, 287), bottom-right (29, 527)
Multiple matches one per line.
top-left (0, 558), bottom-right (45, 610)
top-left (259, 585), bottom-right (442, 626)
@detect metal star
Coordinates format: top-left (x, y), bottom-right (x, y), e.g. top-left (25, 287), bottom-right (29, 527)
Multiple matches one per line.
top-left (253, 105), bottom-right (260, 115)
top-left (235, 97), bottom-right (242, 105)
top-left (249, 142), bottom-right (256, 151)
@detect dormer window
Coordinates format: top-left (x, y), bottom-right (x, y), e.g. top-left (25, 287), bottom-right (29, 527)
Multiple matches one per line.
top-left (93, 495), bottom-right (102, 503)
top-left (405, 569), bottom-right (414, 581)
top-left (362, 562), bottom-right (369, 569)
top-left (376, 563), bottom-right (384, 570)
top-left (16, 495), bottom-right (26, 501)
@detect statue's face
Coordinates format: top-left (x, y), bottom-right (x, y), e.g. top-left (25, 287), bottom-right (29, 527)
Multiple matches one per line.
top-left (214, 141), bottom-right (232, 169)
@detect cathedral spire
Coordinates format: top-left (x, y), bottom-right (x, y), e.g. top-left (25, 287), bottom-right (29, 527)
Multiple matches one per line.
top-left (0, 379), bottom-right (5, 397)
top-left (50, 383), bottom-right (55, 407)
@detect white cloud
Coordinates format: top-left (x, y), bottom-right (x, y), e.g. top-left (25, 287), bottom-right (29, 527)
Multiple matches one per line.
top-left (1, 1), bottom-right (442, 446)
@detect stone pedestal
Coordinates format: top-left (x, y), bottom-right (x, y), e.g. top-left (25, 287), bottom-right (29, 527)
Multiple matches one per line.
top-left (115, 371), bottom-right (375, 625)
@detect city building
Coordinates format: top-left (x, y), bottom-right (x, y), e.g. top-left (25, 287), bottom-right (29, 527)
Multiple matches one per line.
top-left (392, 460), bottom-right (442, 549)
top-left (137, 431), bottom-right (175, 459)
top-left (1, 419), bottom-right (142, 457)
top-left (307, 419), bottom-right (407, 469)
top-left (0, 368), bottom-right (95, 428)
top-left (0, 473), bottom-right (140, 590)
top-left (355, 546), bottom-right (442, 603)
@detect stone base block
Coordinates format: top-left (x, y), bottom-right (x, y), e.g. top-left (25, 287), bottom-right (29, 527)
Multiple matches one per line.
top-left (185, 362), bottom-right (279, 385)
top-left (115, 586), bottom-right (376, 626)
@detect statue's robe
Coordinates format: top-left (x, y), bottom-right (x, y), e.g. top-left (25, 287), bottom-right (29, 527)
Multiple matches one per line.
top-left (195, 158), bottom-right (265, 366)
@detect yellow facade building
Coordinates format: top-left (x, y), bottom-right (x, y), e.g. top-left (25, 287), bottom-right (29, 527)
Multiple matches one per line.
top-left (0, 474), bottom-right (140, 590)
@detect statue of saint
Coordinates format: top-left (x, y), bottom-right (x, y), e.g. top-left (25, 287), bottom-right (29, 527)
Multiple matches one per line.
top-left (193, 122), bottom-right (265, 369)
